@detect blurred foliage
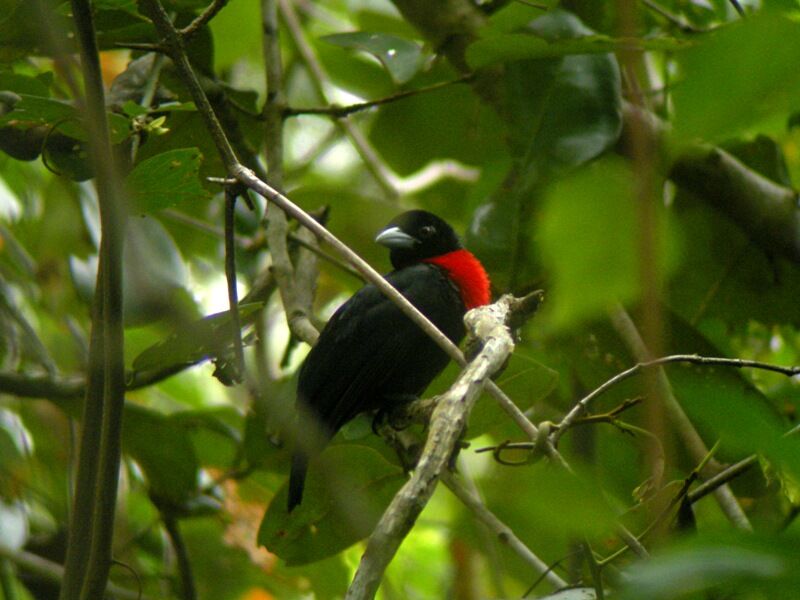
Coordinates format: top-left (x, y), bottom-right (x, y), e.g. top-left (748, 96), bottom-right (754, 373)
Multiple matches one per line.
top-left (1, 0), bottom-right (800, 598)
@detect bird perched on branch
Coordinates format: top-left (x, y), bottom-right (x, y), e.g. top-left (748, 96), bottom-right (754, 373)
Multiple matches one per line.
top-left (288, 210), bottom-right (491, 511)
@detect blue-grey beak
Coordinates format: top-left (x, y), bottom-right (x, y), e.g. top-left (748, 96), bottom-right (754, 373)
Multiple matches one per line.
top-left (375, 226), bottom-right (417, 249)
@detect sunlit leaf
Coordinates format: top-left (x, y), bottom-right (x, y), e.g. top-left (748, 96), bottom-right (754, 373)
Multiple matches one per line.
top-left (126, 147), bottom-right (211, 213)
top-left (322, 31), bottom-right (424, 85)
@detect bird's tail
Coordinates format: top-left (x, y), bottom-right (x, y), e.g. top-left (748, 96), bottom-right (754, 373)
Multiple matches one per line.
top-left (288, 451), bottom-right (308, 512)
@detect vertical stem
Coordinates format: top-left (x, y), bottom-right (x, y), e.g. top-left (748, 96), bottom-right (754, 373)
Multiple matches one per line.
top-left (163, 516), bottom-right (197, 600)
top-left (61, 1), bottom-right (127, 598)
top-left (225, 188), bottom-right (245, 376)
top-left (615, 0), bottom-right (667, 492)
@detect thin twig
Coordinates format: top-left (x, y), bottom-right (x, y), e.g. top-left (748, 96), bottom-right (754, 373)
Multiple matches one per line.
top-left (179, 0), bottom-right (229, 39)
top-left (640, 0), bottom-right (707, 34)
top-left (728, 0), bottom-right (745, 17)
top-left (608, 306), bottom-right (753, 531)
top-left (284, 74), bottom-right (474, 117)
top-left (224, 188), bottom-right (246, 379)
top-left (688, 456), bottom-right (758, 504)
top-left (553, 354), bottom-right (800, 443)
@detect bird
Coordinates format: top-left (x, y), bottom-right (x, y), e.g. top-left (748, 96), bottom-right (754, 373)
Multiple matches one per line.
top-left (288, 210), bottom-right (491, 511)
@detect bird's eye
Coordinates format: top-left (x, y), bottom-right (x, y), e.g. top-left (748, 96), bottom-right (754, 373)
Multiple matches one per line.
top-left (419, 225), bottom-right (436, 238)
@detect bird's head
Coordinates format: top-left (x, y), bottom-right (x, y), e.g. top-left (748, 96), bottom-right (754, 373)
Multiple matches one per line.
top-left (375, 210), bottom-right (462, 269)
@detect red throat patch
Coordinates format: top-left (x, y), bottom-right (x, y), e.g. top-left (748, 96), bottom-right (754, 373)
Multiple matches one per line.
top-left (423, 249), bottom-right (491, 309)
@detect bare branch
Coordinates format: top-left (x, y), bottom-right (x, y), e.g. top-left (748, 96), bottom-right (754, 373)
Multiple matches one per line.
top-left (553, 352), bottom-right (800, 442)
top-left (607, 306), bottom-right (753, 531)
top-left (284, 75), bottom-right (474, 118)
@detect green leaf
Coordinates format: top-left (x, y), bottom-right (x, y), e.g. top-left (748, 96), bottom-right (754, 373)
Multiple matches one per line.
top-left (258, 445), bottom-right (405, 565)
top-left (667, 200), bottom-right (800, 329)
top-left (618, 533), bottom-right (800, 600)
top-left (322, 32), bottom-right (424, 85)
top-left (467, 33), bottom-right (689, 69)
top-left (466, 10), bottom-right (623, 290)
top-left (126, 147), bottom-right (211, 213)
top-left (0, 72), bottom-right (51, 96)
top-left (123, 404), bottom-right (199, 506)
top-left (672, 14), bottom-right (800, 143)
top-left (131, 303), bottom-right (263, 372)
top-left (510, 9), bottom-right (622, 174)
top-left (0, 94), bottom-right (131, 143)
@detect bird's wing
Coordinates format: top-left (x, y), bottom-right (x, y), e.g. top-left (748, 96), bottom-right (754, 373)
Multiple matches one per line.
top-left (297, 264), bottom-right (463, 432)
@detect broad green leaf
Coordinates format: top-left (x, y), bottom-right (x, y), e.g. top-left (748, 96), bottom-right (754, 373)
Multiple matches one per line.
top-left (0, 72), bottom-right (50, 96)
top-left (466, 10), bottom-right (623, 290)
top-left (672, 14), bottom-right (800, 143)
top-left (509, 9), bottom-right (622, 173)
top-left (426, 345), bottom-right (558, 437)
top-left (131, 303), bottom-right (263, 372)
top-left (258, 445), bottom-right (405, 565)
top-left (368, 68), bottom-right (508, 173)
top-left (126, 147), bottom-right (211, 212)
top-left (322, 32), bottom-right (424, 85)
top-left (170, 407), bottom-right (243, 469)
top-left (467, 33), bottom-right (689, 69)
top-left (123, 404), bottom-right (199, 506)
top-left (0, 94), bottom-right (131, 143)
top-left (483, 462), bottom-right (618, 539)
top-left (618, 533), bottom-right (800, 600)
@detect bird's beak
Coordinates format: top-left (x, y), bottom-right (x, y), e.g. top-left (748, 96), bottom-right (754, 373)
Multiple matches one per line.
top-left (375, 226), bottom-right (417, 249)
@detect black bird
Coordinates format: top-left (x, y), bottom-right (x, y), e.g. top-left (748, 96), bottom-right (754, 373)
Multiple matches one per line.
top-left (288, 210), bottom-right (490, 511)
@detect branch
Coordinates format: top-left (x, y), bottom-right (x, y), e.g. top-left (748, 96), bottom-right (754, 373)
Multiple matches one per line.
top-left (0, 546), bottom-right (152, 600)
top-left (283, 74), bottom-right (474, 117)
top-left (179, 0), bottom-right (229, 39)
top-left (669, 144), bottom-right (800, 263)
top-left (345, 295), bottom-right (517, 600)
top-left (553, 353), bottom-right (799, 443)
top-left (60, 1), bottom-right (127, 598)
top-left (224, 188), bottom-right (246, 378)
top-left (607, 306), bottom-right (752, 531)
top-left (262, 0), bottom-right (320, 346)
top-left (440, 471), bottom-right (568, 590)
top-left (162, 516), bottom-right (197, 600)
